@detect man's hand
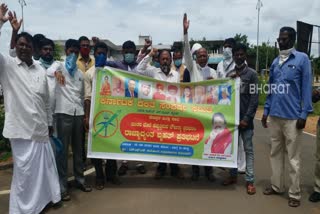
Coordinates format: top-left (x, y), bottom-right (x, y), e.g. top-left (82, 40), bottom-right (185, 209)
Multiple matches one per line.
top-left (261, 115), bottom-right (268, 128)
top-left (48, 126), bottom-right (54, 137)
top-left (183, 13), bottom-right (190, 35)
top-left (144, 39), bottom-right (152, 49)
top-left (54, 71), bottom-right (66, 86)
top-left (296, 118), bottom-right (306, 130)
top-left (84, 117), bottom-right (89, 132)
top-left (228, 72), bottom-right (239, 79)
top-left (148, 48), bottom-right (158, 57)
top-left (8, 11), bottom-right (22, 32)
top-left (0, 4), bottom-right (9, 23)
top-left (239, 120), bottom-right (248, 129)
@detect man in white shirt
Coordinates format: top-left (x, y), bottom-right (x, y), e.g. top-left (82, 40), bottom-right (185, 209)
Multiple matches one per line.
top-left (0, 5), bottom-right (60, 213)
top-left (183, 13), bottom-right (216, 181)
top-left (217, 38), bottom-right (236, 78)
top-left (49, 39), bottom-right (92, 201)
top-left (137, 48), bottom-right (184, 179)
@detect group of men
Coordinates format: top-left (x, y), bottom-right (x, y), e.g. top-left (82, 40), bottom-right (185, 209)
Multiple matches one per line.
top-left (0, 3), bottom-right (319, 213)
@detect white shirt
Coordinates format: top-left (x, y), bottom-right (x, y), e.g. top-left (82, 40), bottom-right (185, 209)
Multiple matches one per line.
top-left (0, 55), bottom-right (52, 141)
top-left (217, 59), bottom-right (235, 78)
top-left (47, 61), bottom-right (84, 116)
top-left (84, 65), bottom-right (96, 101)
top-left (183, 34), bottom-right (217, 82)
top-left (137, 55), bottom-right (180, 83)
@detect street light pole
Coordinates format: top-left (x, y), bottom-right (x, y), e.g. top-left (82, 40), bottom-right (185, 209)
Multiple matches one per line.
top-left (18, 0), bottom-right (26, 32)
top-left (266, 39), bottom-right (270, 75)
top-left (256, 0), bottom-right (263, 72)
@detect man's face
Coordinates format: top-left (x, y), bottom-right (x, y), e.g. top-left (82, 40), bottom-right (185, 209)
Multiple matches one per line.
top-left (142, 84), bottom-right (151, 96)
top-left (222, 91), bottom-right (228, 99)
top-left (233, 49), bottom-right (246, 66)
top-left (196, 48), bottom-right (208, 67)
top-left (278, 31), bottom-right (292, 50)
top-left (40, 45), bottom-right (54, 61)
top-left (195, 87), bottom-right (204, 96)
top-left (159, 52), bottom-right (172, 66)
top-left (123, 48), bottom-right (136, 55)
top-left (223, 43), bottom-right (232, 49)
top-left (128, 80), bottom-right (136, 91)
top-left (94, 48), bottom-right (107, 58)
top-left (16, 37), bottom-right (33, 63)
top-left (173, 52), bottom-right (182, 61)
top-left (66, 47), bottom-right (80, 57)
top-left (210, 87), bottom-right (217, 96)
top-left (184, 88), bottom-right (191, 97)
top-left (169, 89), bottom-right (177, 96)
top-left (213, 116), bottom-right (225, 131)
top-left (116, 79), bottom-right (122, 88)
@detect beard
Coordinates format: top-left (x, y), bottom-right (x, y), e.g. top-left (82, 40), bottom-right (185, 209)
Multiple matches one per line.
top-left (160, 64), bottom-right (170, 75)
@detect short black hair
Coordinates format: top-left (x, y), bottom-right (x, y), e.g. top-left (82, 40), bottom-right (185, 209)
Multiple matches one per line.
top-left (15, 32), bottom-right (34, 48)
top-left (65, 39), bottom-right (80, 50)
top-left (232, 43), bottom-right (247, 55)
top-left (280, 26), bottom-right (296, 42)
top-left (39, 38), bottom-right (55, 50)
top-left (159, 49), bottom-right (172, 59)
top-left (173, 49), bottom-right (183, 55)
top-left (122, 40), bottom-right (136, 50)
top-left (33, 34), bottom-right (45, 45)
top-left (78, 36), bottom-right (90, 43)
top-left (224, 38), bottom-right (236, 48)
top-left (94, 42), bottom-right (108, 53)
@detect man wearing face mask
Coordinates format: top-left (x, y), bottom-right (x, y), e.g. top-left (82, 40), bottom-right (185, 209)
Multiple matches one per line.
top-left (262, 27), bottom-right (312, 207)
top-left (172, 49), bottom-right (189, 82)
top-left (106, 40), bottom-right (148, 176)
top-left (51, 39), bottom-right (92, 201)
top-left (137, 48), bottom-right (184, 179)
top-left (183, 13), bottom-right (216, 181)
top-left (77, 36), bottom-right (95, 73)
top-left (223, 43), bottom-right (259, 195)
top-left (217, 38), bottom-right (236, 78)
top-left (84, 42), bottom-right (121, 190)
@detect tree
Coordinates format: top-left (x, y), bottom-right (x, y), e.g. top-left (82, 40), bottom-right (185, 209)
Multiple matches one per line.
top-left (53, 43), bottom-right (63, 61)
top-left (234, 33), bottom-right (250, 47)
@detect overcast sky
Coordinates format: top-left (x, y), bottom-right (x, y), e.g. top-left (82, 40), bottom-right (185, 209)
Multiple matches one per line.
top-left (0, 0), bottom-right (319, 56)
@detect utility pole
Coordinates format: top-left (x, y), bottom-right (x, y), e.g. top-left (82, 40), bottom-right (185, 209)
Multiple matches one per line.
top-left (18, 0), bottom-right (26, 31)
top-left (256, 0), bottom-right (263, 73)
top-left (266, 39), bottom-right (270, 74)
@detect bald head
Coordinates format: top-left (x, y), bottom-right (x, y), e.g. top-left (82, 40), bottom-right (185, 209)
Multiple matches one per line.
top-left (196, 48), bottom-right (208, 67)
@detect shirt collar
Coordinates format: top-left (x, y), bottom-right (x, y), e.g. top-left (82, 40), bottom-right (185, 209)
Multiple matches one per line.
top-left (79, 55), bottom-right (93, 62)
top-left (157, 68), bottom-right (175, 77)
top-left (15, 57), bottom-right (36, 68)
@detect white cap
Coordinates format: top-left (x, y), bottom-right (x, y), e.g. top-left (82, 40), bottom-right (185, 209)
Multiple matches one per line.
top-left (191, 43), bottom-right (202, 55)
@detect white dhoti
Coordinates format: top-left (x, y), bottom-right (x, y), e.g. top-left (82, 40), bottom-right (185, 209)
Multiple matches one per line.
top-left (9, 139), bottom-right (61, 214)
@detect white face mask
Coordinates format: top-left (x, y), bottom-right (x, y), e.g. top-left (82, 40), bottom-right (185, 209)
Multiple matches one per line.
top-left (223, 47), bottom-right (233, 59)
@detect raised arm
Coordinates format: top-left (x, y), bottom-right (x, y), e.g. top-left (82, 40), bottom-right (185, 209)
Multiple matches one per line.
top-left (183, 13), bottom-right (193, 72)
top-left (8, 11), bottom-right (22, 57)
top-left (137, 38), bottom-right (152, 64)
top-left (136, 48), bottom-right (158, 78)
top-left (0, 4), bottom-right (10, 65)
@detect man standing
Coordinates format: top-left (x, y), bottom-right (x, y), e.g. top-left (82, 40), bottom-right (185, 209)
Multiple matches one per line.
top-left (51, 39), bottom-right (92, 201)
top-left (310, 89), bottom-right (320, 203)
top-left (217, 38), bottom-right (236, 79)
top-left (84, 42), bottom-right (121, 189)
top-left (172, 49), bottom-right (189, 82)
top-left (183, 13), bottom-right (216, 181)
top-left (0, 5), bottom-right (60, 213)
top-left (107, 40), bottom-right (150, 176)
top-left (262, 27), bottom-right (313, 207)
top-left (223, 44), bottom-right (259, 195)
top-left (77, 36), bottom-right (95, 73)
top-left (137, 48), bottom-right (184, 179)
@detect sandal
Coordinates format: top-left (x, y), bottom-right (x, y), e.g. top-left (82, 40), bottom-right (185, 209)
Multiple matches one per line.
top-left (95, 179), bottom-right (105, 190)
top-left (263, 187), bottom-right (280, 195)
top-left (288, 198), bottom-right (300, 207)
top-left (246, 183), bottom-right (256, 195)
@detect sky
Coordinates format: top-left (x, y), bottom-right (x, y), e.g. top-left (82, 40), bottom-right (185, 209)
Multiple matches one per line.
top-left (0, 0), bottom-right (319, 56)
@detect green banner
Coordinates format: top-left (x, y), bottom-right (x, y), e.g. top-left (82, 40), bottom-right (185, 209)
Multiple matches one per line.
top-left (88, 67), bottom-right (240, 167)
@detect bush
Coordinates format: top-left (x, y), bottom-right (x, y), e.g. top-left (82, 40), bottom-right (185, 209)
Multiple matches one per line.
top-left (0, 104), bottom-right (10, 153)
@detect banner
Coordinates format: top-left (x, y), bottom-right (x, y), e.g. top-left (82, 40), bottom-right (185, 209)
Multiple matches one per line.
top-left (297, 21), bottom-right (313, 56)
top-left (88, 67), bottom-right (240, 168)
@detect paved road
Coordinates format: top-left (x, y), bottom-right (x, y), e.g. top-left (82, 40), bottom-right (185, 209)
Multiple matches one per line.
top-left (0, 120), bottom-right (320, 214)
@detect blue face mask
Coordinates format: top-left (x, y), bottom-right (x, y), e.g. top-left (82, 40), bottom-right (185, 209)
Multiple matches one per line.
top-left (174, 59), bottom-right (182, 67)
top-left (153, 61), bottom-right (160, 68)
top-left (95, 53), bottom-right (107, 67)
top-left (65, 53), bottom-right (78, 77)
top-left (39, 57), bottom-right (54, 69)
top-left (124, 53), bottom-right (135, 64)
